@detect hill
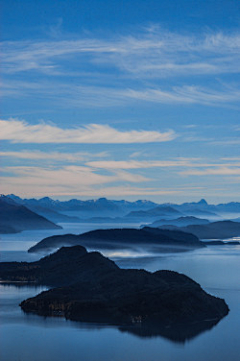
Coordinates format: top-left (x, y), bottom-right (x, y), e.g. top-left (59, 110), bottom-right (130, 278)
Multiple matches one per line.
top-left (0, 196), bottom-right (61, 233)
top-left (148, 216), bottom-right (210, 228)
top-left (28, 227), bottom-right (204, 253)
top-left (158, 220), bottom-right (240, 239)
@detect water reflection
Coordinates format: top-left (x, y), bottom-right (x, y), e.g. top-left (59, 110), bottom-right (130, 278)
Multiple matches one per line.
top-left (1, 246), bottom-right (240, 361)
top-left (119, 319), bottom-right (221, 343)
top-left (0, 277), bottom-right (229, 344)
top-left (1, 282), bottom-right (225, 344)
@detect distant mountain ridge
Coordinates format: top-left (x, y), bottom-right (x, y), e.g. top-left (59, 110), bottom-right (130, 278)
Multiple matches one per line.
top-left (164, 199), bottom-right (240, 216)
top-left (7, 194), bottom-right (158, 218)
top-left (5, 195), bottom-right (240, 228)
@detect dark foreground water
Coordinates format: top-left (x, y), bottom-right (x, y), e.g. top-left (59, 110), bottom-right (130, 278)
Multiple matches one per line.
top-left (0, 226), bottom-right (240, 361)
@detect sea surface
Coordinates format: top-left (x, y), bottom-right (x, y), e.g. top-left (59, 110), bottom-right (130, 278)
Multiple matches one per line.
top-left (0, 224), bottom-right (240, 361)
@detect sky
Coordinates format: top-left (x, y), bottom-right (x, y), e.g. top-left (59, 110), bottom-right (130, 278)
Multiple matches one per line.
top-left (1, 0), bottom-right (240, 203)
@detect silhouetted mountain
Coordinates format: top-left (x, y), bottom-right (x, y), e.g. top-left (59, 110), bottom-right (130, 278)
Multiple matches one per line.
top-left (160, 200), bottom-right (219, 219)
top-left (28, 227), bottom-right (204, 253)
top-left (167, 199), bottom-right (240, 218)
top-left (59, 198), bottom-right (158, 215)
top-left (8, 195), bottom-right (62, 210)
top-left (148, 216), bottom-right (210, 228)
top-left (158, 220), bottom-right (240, 239)
top-left (125, 206), bottom-right (182, 220)
top-left (0, 196), bottom-right (61, 233)
top-left (0, 246), bottom-right (229, 341)
top-left (6, 195), bottom-right (81, 223)
top-left (113, 199), bottom-right (158, 212)
top-left (64, 197), bottom-right (122, 214)
top-left (198, 199), bottom-right (208, 205)
top-left (214, 202), bottom-right (240, 214)
top-left (24, 206), bottom-right (81, 224)
top-left (182, 208), bottom-right (219, 218)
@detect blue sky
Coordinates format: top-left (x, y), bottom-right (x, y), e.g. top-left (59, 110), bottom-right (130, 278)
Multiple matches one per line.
top-left (1, 0), bottom-right (240, 202)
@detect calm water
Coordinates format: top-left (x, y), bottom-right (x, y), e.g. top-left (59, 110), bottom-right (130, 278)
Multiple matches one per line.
top-left (0, 226), bottom-right (240, 361)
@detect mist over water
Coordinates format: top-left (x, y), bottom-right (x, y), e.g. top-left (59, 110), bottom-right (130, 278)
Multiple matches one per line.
top-left (0, 226), bottom-right (240, 361)
top-left (0, 222), bottom-right (142, 261)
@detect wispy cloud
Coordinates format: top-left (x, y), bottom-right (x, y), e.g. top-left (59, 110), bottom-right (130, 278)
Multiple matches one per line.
top-left (2, 29), bottom-right (240, 109)
top-left (2, 80), bottom-right (239, 108)
top-left (2, 160), bottom-right (240, 199)
top-left (123, 85), bottom-right (240, 105)
top-left (1, 165), bottom-right (149, 187)
top-left (86, 159), bottom-right (240, 170)
top-left (0, 163), bottom-right (152, 198)
top-left (0, 150), bottom-right (108, 162)
top-left (87, 159), bottom-right (193, 169)
top-left (181, 167), bottom-right (240, 176)
top-left (0, 177), bottom-right (181, 198)
top-left (0, 119), bottom-right (176, 144)
top-left (0, 164), bottom-right (191, 198)
top-left (1, 164), bottom-right (234, 199)
top-left (2, 30), bottom-right (240, 77)
top-left (3, 149), bottom-right (240, 171)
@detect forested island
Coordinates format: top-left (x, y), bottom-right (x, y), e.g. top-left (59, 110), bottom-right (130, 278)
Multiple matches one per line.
top-left (0, 245), bottom-right (229, 340)
top-left (27, 227), bottom-right (204, 253)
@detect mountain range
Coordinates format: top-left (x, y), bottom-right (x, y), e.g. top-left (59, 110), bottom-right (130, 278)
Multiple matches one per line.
top-left (7, 194), bottom-right (157, 217)
top-left (2, 194), bottom-right (240, 235)
top-left (10, 194), bottom-right (240, 219)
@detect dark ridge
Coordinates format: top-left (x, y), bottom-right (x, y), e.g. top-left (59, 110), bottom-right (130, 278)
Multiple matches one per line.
top-left (0, 196), bottom-right (61, 233)
top-left (0, 245), bottom-right (118, 287)
top-left (28, 227), bottom-right (204, 253)
top-left (149, 216), bottom-right (210, 228)
top-left (158, 220), bottom-right (240, 239)
top-left (203, 240), bottom-right (240, 246)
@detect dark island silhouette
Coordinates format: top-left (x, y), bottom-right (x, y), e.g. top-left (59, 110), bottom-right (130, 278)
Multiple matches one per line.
top-left (28, 227), bottom-right (205, 253)
top-left (156, 220), bottom-right (240, 239)
top-left (0, 245), bottom-right (229, 342)
top-left (148, 216), bottom-right (210, 228)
